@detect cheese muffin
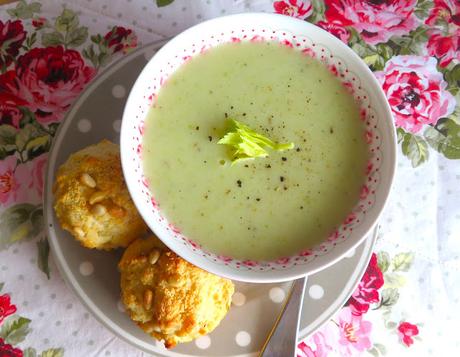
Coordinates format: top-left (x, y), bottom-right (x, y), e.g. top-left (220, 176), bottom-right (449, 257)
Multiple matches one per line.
top-left (53, 140), bottom-right (148, 250)
top-left (119, 236), bottom-right (234, 348)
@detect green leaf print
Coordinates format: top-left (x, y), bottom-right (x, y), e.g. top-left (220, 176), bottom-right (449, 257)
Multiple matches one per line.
top-left (424, 119), bottom-right (460, 159)
top-left (391, 252), bottom-right (414, 272)
top-left (444, 64), bottom-right (460, 95)
top-left (0, 203), bottom-right (43, 249)
top-left (156, 0), bottom-right (175, 7)
top-left (400, 131), bottom-right (429, 167)
top-left (42, 31), bottom-right (65, 47)
top-left (6, 0), bottom-right (41, 20)
top-left (368, 347), bottom-right (380, 357)
top-left (378, 288), bottom-right (400, 308)
top-left (23, 348), bottom-right (38, 357)
top-left (0, 282), bottom-right (4, 292)
top-left (374, 343), bottom-right (387, 355)
top-left (389, 27), bottom-right (429, 55)
top-left (384, 273), bottom-right (406, 289)
top-left (0, 125), bottom-right (17, 160)
top-left (385, 321), bottom-right (398, 329)
top-left (309, 0), bottom-right (326, 23)
top-left (55, 9), bottom-right (79, 33)
top-left (41, 8), bottom-right (89, 49)
top-left (66, 27), bottom-right (89, 48)
top-left (377, 251), bottom-right (390, 273)
top-left (414, 0), bottom-right (434, 20)
top-left (40, 348), bottom-right (64, 357)
top-left (37, 238), bottom-right (50, 279)
top-left (15, 123), bottom-right (51, 163)
top-left (0, 316), bottom-right (31, 345)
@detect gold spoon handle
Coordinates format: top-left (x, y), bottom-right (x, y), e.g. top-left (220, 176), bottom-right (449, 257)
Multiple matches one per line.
top-left (259, 276), bottom-right (307, 357)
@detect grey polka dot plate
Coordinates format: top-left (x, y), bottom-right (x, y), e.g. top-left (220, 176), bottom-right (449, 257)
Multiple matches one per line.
top-left (44, 40), bottom-right (377, 357)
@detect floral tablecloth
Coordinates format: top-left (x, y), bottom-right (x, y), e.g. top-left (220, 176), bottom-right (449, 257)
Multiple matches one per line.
top-left (0, 0), bottom-right (459, 356)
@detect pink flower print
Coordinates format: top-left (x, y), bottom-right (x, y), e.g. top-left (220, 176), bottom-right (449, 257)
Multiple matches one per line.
top-left (0, 91), bottom-right (27, 128)
top-left (104, 26), bottom-right (137, 54)
top-left (324, 0), bottom-right (418, 45)
top-left (0, 46), bottom-right (96, 124)
top-left (397, 321), bottom-right (419, 347)
top-left (337, 307), bottom-right (372, 354)
top-left (375, 55), bottom-right (456, 133)
top-left (0, 156), bottom-right (27, 206)
top-left (316, 21), bottom-right (350, 43)
top-left (0, 294), bottom-right (17, 324)
top-left (425, 0), bottom-right (460, 26)
top-left (348, 253), bottom-right (384, 316)
top-left (426, 30), bottom-right (460, 68)
top-left (273, 0), bottom-right (313, 20)
top-left (0, 20), bottom-right (26, 69)
top-left (297, 325), bottom-right (335, 357)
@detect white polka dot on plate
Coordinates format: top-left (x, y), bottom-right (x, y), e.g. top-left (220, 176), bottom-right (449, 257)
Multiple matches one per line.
top-left (235, 331), bottom-right (251, 347)
top-left (77, 119), bottom-right (92, 133)
top-left (112, 119), bottom-right (122, 133)
top-left (269, 287), bottom-right (285, 303)
top-left (111, 84), bottom-right (126, 98)
top-left (79, 261), bottom-right (94, 276)
top-left (117, 300), bottom-right (125, 312)
top-left (308, 284), bottom-right (324, 299)
top-left (195, 335), bottom-right (211, 349)
top-left (344, 248), bottom-right (356, 259)
top-left (232, 291), bottom-right (246, 306)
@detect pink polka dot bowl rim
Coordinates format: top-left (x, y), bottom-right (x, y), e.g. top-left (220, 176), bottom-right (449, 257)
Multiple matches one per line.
top-left (120, 13), bottom-right (396, 283)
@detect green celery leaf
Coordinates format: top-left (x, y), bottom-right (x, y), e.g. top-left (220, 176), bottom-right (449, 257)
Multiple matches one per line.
top-left (218, 119), bottom-right (294, 165)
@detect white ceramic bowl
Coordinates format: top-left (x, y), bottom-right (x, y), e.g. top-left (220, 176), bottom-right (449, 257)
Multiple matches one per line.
top-left (120, 13), bottom-right (396, 283)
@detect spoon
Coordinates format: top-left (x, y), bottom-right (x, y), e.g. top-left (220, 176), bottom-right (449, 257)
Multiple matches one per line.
top-left (259, 276), bottom-right (307, 357)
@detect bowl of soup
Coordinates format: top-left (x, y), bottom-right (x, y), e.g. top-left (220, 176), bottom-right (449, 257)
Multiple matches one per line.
top-left (120, 13), bottom-right (396, 283)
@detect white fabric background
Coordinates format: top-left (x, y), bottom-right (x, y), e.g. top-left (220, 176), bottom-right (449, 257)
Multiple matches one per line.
top-left (0, 0), bottom-right (459, 356)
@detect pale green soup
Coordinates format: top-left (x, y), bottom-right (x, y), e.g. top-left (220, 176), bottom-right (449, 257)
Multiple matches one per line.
top-left (143, 42), bottom-right (368, 261)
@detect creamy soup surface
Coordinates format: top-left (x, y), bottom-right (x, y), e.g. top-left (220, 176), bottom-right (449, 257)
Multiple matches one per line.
top-left (143, 42), bottom-right (369, 261)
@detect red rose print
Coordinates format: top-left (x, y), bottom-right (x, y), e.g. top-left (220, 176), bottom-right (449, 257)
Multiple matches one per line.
top-left (316, 21), bottom-right (350, 43)
top-left (347, 253), bottom-right (384, 316)
top-left (427, 30), bottom-right (460, 67)
top-left (32, 17), bottom-right (46, 29)
top-left (324, 0), bottom-right (418, 45)
top-left (425, 0), bottom-right (460, 26)
top-left (0, 20), bottom-right (26, 69)
top-left (273, 0), bottom-right (313, 20)
top-left (104, 26), bottom-right (138, 54)
top-left (0, 338), bottom-right (23, 357)
top-left (0, 46), bottom-right (96, 124)
top-left (397, 321), bottom-right (419, 347)
top-left (0, 91), bottom-right (27, 128)
top-left (375, 55), bottom-right (456, 133)
top-left (0, 294), bottom-right (17, 324)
